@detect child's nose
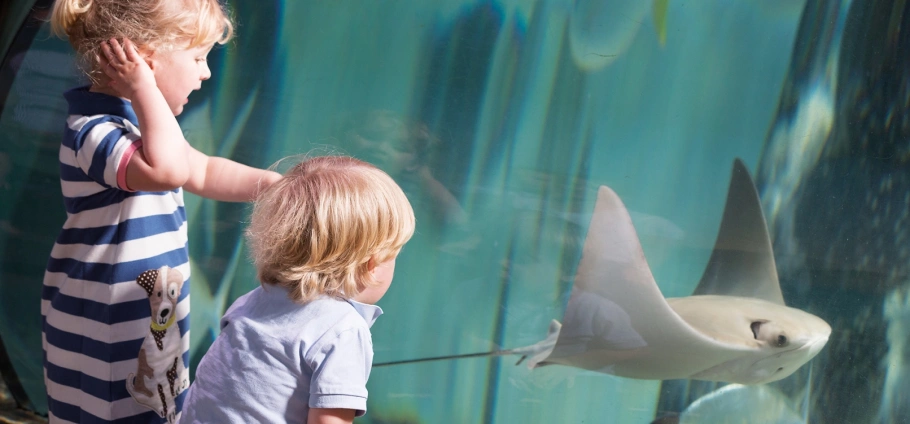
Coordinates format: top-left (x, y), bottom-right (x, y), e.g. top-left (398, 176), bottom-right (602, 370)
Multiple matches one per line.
top-left (201, 63), bottom-right (211, 80)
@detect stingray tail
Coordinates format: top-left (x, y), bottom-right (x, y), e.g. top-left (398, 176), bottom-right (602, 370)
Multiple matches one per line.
top-left (372, 320), bottom-right (562, 369)
top-left (507, 319), bottom-right (562, 369)
top-left (372, 350), bottom-right (510, 367)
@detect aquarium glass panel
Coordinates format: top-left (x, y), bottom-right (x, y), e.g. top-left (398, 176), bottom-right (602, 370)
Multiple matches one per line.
top-left (3, 0), bottom-right (906, 423)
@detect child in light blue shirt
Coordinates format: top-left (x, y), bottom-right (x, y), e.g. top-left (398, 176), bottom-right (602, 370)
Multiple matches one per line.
top-left (181, 156), bottom-right (415, 423)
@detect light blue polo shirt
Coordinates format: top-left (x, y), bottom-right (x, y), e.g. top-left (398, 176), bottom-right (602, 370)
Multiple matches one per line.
top-left (180, 285), bottom-right (382, 423)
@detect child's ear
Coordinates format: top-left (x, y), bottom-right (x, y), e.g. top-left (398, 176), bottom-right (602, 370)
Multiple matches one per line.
top-left (139, 48), bottom-right (157, 70)
top-left (366, 256), bottom-right (378, 274)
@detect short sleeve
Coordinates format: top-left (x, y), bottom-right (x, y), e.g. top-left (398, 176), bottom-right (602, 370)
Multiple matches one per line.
top-left (306, 326), bottom-right (373, 416)
top-left (73, 119), bottom-right (142, 191)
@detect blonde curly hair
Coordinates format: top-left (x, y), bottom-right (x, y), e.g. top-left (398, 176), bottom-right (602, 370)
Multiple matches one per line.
top-left (247, 156), bottom-right (416, 303)
top-left (50, 0), bottom-right (233, 81)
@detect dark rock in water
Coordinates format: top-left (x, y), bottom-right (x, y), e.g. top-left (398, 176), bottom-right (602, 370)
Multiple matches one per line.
top-left (658, 0), bottom-right (910, 422)
top-left (762, 1), bottom-right (910, 423)
top-left (761, 0), bottom-right (908, 423)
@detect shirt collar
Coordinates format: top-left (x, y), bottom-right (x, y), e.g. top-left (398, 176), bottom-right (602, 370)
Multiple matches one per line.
top-left (64, 85), bottom-right (139, 125)
top-left (261, 284), bottom-right (385, 327)
top-left (346, 299), bottom-right (383, 328)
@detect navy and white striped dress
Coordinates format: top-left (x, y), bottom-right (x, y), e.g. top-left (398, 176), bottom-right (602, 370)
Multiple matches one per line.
top-left (42, 86), bottom-right (191, 423)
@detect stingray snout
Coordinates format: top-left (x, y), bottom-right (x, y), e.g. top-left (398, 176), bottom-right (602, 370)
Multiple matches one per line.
top-left (803, 315), bottom-right (831, 358)
top-left (802, 330), bottom-right (830, 358)
top-left (798, 313), bottom-right (831, 348)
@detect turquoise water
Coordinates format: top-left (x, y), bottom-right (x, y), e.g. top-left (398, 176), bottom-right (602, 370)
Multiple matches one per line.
top-left (5, 0), bottom-right (902, 422)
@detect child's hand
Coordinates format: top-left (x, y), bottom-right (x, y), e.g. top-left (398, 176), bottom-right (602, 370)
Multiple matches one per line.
top-left (99, 38), bottom-right (155, 99)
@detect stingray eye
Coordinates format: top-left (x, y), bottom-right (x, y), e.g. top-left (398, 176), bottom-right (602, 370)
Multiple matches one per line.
top-left (776, 335), bottom-right (789, 347)
top-left (157, 291), bottom-right (162, 298)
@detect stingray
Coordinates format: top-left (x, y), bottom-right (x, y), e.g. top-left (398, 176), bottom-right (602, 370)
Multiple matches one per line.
top-left (376, 159), bottom-right (831, 385)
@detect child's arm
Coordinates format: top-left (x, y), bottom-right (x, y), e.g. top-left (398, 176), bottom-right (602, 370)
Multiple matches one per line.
top-left (307, 408), bottom-right (355, 424)
top-left (100, 38), bottom-right (192, 191)
top-left (183, 147), bottom-right (281, 202)
top-left (102, 38), bottom-right (280, 199)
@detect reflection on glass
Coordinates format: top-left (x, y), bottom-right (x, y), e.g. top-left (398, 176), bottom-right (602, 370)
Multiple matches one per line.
top-left (337, 109), bottom-right (467, 227)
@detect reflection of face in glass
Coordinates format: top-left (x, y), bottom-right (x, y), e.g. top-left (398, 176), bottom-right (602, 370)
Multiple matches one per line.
top-left (348, 131), bottom-right (416, 176)
top-left (343, 110), bottom-right (426, 176)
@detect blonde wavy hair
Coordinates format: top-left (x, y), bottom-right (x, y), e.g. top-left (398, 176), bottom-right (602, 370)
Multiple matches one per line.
top-left (247, 156), bottom-right (416, 303)
top-left (50, 0), bottom-right (233, 81)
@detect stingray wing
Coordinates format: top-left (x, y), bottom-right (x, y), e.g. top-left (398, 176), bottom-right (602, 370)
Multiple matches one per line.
top-left (692, 159), bottom-right (784, 305)
top-left (544, 185), bottom-right (747, 380)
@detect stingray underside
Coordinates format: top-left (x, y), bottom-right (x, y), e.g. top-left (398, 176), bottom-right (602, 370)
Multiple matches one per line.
top-left (539, 160), bottom-right (776, 380)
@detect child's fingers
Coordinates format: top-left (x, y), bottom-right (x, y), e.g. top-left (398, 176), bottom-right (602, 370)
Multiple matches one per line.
top-left (108, 38), bottom-right (129, 65)
top-left (100, 43), bottom-right (125, 70)
top-left (123, 38), bottom-right (145, 63)
top-left (100, 42), bottom-right (115, 63)
top-left (123, 39), bottom-right (141, 62)
top-left (95, 54), bottom-right (118, 85)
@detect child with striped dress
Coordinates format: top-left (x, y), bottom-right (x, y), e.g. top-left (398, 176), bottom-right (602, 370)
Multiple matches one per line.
top-left (44, 0), bottom-right (281, 422)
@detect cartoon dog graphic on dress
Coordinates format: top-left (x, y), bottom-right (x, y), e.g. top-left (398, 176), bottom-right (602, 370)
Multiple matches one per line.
top-left (125, 266), bottom-right (189, 423)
